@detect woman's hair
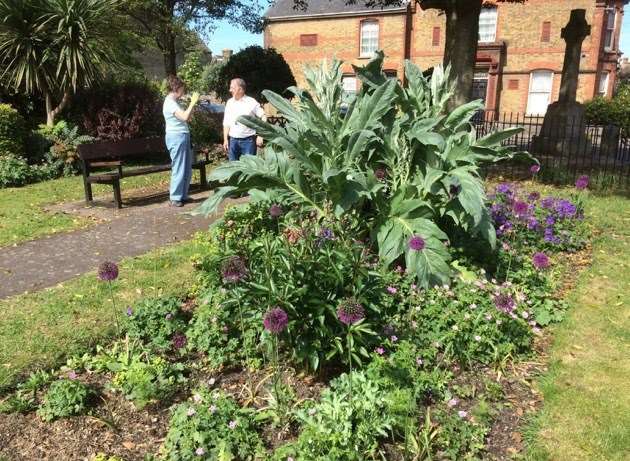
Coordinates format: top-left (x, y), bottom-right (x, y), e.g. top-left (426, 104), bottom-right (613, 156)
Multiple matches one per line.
top-left (167, 75), bottom-right (185, 93)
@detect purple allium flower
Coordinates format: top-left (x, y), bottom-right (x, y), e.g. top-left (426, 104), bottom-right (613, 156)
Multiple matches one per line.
top-left (221, 256), bottom-right (248, 284)
top-left (408, 235), bottom-right (426, 251)
top-left (269, 204), bottom-right (283, 218)
top-left (513, 201), bottom-right (529, 217)
top-left (527, 191), bottom-right (541, 202)
top-left (172, 332), bottom-right (187, 349)
top-left (98, 261), bottom-right (119, 281)
top-left (195, 447), bottom-right (205, 456)
top-left (387, 286), bottom-right (398, 295)
top-left (494, 293), bottom-right (515, 314)
top-left (263, 307), bottom-right (289, 334)
top-left (187, 407), bottom-right (196, 416)
top-left (126, 307), bottom-right (133, 316)
top-left (228, 420), bottom-right (238, 429)
top-left (532, 252), bottom-right (550, 270)
top-left (575, 175), bottom-right (589, 190)
top-left (540, 197), bottom-right (555, 209)
top-left (336, 297), bottom-right (365, 325)
top-left (458, 410), bottom-right (468, 418)
top-left (374, 168), bottom-right (387, 181)
top-left (530, 164), bottom-right (540, 174)
top-left (496, 183), bottom-right (512, 195)
top-left (375, 347), bottom-right (385, 355)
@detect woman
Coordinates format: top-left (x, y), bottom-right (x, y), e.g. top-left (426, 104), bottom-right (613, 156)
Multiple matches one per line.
top-left (163, 75), bottom-right (199, 207)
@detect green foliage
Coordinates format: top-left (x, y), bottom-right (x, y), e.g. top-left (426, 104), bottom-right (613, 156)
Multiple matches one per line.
top-left (431, 407), bottom-right (489, 460)
top-left (212, 46), bottom-right (296, 102)
top-left (585, 83), bottom-right (630, 134)
top-left (37, 378), bottom-right (94, 421)
top-left (200, 61), bottom-right (225, 95)
top-left (0, 154), bottom-right (39, 187)
top-left (37, 120), bottom-right (93, 174)
top-left (162, 389), bottom-right (265, 460)
top-left (200, 53), bottom-right (532, 288)
top-left (178, 52), bottom-right (205, 93)
top-left (276, 370), bottom-right (413, 461)
top-left (189, 110), bottom-right (222, 148)
top-left (0, 103), bottom-right (28, 156)
top-left (126, 296), bottom-right (188, 351)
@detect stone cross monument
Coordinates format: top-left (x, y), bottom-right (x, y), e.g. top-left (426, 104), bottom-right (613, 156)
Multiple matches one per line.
top-left (534, 9), bottom-right (591, 155)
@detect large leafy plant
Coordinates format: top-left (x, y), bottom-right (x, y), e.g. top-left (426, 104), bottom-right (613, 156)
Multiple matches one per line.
top-left (199, 53), bottom-right (532, 287)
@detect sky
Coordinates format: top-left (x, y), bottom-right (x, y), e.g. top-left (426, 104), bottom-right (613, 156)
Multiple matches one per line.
top-left (206, 10), bottom-right (630, 58)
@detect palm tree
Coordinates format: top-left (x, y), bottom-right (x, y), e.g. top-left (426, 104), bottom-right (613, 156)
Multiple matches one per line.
top-left (0, 0), bottom-right (118, 126)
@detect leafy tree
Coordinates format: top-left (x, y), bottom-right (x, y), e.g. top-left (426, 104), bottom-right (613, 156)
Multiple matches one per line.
top-left (291, 0), bottom-right (527, 109)
top-left (0, 0), bottom-right (120, 126)
top-left (212, 46), bottom-right (296, 102)
top-left (121, 0), bottom-right (264, 76)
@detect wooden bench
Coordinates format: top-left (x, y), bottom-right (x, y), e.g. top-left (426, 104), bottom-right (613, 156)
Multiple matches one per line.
top-left (77, 136), bottom-right (215, 208)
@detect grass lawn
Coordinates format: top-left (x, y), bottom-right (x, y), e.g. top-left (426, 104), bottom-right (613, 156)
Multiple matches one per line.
top-left (0, 236), bottom-right (207, 393)
top-left (523, 191), bottom-right (630, 461)
top-left (0, 172), bottom-right (171, 247)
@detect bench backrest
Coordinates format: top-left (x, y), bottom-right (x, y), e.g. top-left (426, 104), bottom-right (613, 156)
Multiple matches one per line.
top-left (78, 136), bottom-right (167, 161)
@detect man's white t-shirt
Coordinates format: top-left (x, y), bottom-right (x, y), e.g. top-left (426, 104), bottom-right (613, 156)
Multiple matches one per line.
top-left (223, 95), bottom-right (265, 139)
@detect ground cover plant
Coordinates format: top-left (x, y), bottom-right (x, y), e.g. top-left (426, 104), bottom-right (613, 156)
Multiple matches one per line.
top-left (0, 55), bottom-right (610, 461)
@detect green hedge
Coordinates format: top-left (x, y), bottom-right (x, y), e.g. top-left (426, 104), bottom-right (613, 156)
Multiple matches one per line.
top-left (0, 103), bottom-right (28, 157)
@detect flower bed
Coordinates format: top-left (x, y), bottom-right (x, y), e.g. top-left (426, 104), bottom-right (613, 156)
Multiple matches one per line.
top-left (0, 55), bottom-right (591, 460)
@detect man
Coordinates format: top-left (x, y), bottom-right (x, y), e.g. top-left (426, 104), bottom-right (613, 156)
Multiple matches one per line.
top-left (222, 78), bottom-right (266, 161)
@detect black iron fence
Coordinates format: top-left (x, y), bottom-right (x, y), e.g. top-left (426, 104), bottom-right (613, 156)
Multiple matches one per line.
top-left (267, 111), bottom-right (630, 189)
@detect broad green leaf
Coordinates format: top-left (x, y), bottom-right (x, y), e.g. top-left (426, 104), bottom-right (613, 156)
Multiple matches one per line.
top-left (475, 126), bottom-right (523, 147)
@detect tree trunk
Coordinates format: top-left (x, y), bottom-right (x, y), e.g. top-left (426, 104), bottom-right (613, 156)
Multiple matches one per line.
top-left (422, 0), bottom-right (483, 110)
top-left (163, 29), bottom-right (177, 76)
top-left (45, 90), bottom-right (71, 127)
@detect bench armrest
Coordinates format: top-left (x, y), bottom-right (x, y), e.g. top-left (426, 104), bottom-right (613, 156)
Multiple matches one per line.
top-left (89, 161), bottom-right (122, 167)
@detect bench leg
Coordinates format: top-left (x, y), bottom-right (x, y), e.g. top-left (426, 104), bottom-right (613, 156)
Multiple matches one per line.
top-left (84, 181), bottom-right (93, 203)
top-left (113, 180), bottom-right (122, 209)
top-left (198, 165), bottom-right (208, 189)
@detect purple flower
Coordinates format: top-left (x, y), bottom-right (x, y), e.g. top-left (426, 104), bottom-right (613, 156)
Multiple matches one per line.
top-left (530, 164), bottom-right (541, 174)
top-left (408, 235), bottom-right (425, 251)
top-left (527, 191), bottom-right (540, 202)
top-left (555, 199), bottom-right (577, 218)
top-left (494, 293), bottom-right (515, 314)
top-left (172, 332), bottom-right (187, 349)
top-left (458, 410), bottom-right (468, 418)
top-left (496, 183), bottom-right (512, 195)
top-left (575, 175), bottom-right (589, 190)
top-left (98, 261), bottom-right (119, 281)
top-left (318, 227), bottom-right (335, 241)
top-left (544, 227), bottom-right (560, 244)
top-left (165, 312), bottom-right (173, 320)
top-left (269, 204), bottom-right (283, 218)
top-left (447, 398), bottom-right (459, 407)
top-left (221, 256), bottom-right (248, 284)
top-left (545, 215), bottom-right (556, 226)
top-left (126, 306), bottom-right (133, 316)
top-left (228, 420), bottom-right (238, 429)
top-left (513, 201), bottom-right (529, 217)
top-left (527, 217), bottom-right (539, 230)
top-left (187, 407), bottom-right (196, 416)
top-left (540, 197), bottom-right (555, 209)
top-left (375, 347), bottom-right (385, 355)
top-left (209, 404), bottom-right (217, 413)
top-left (390, 335), bottom-right (398, 342)
top-left (67, 370), bottom-right (77, 380)
top-left (374, 168), bottom-right (387, 181)
top-left (195, 447), bottom-right (205, 456)
top-left (532, 252), bottom-right (550, 270)
top-left (336, 297), bottom-right (365, 325)
top-left (263, 307), bottom-right (289, 334)
top-left (387, 286), bottom-right (398, 295)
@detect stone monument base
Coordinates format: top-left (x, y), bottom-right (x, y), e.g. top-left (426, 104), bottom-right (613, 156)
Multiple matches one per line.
top-left (532, 101), bottom-right (591, 155)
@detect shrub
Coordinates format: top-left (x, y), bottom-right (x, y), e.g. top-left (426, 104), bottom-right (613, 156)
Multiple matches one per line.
top-left (0, 154), bottom-right (38, 187)
top-left (111, 355), bottom-right (185, 409)
top-left (37, 121), bottom-right (94, 175)
top-left (212, 46), bottom-right (296, 102)
top-left (0, 103), bottom-right (28, 156)
top-left (68, 78), bottom-right (163, 140)
top-left (126, 297), bottom-right (188, 351)
top-left (189, 110), bottom-right (222, 149)
top-left (162, 389), bottom-right (265, 460)
top-left (178, 52), bottom-right (205, 93)
top-left (37, 378), bottom-right (94, 421)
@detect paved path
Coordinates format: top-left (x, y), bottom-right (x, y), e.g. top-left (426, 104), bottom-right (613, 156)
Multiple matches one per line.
top-left (0, 188), bottom-right (237, 299)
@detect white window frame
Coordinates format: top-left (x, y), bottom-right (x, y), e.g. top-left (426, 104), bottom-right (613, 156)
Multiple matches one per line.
top-left (342, 75), bottom-right (358, 106)
top-left (360, 20), bottom-right (379, 58)
top-left (598, 71), bottom-right (610, 97)
top-left (479, 6), bottom-right (498, 43)
top-left (526, 70), bottom-right (554, 115)
top-left (604, 7), bottom-right (617, 50)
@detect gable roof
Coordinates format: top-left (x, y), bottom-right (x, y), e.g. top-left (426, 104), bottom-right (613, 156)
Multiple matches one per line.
top-left (266, 0), bottom-right (407, 21)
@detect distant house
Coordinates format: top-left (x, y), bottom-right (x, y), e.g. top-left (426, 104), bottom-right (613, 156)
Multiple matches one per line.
top-left (264, 0), bottom-right (627, 115)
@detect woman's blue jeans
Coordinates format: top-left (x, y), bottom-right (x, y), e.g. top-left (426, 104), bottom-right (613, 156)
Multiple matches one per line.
top-left (165, 132), bottom-right (192, 202)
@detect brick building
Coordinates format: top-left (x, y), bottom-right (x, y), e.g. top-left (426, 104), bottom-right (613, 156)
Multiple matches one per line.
top-left (264, 0), bottom-right (627, 116)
